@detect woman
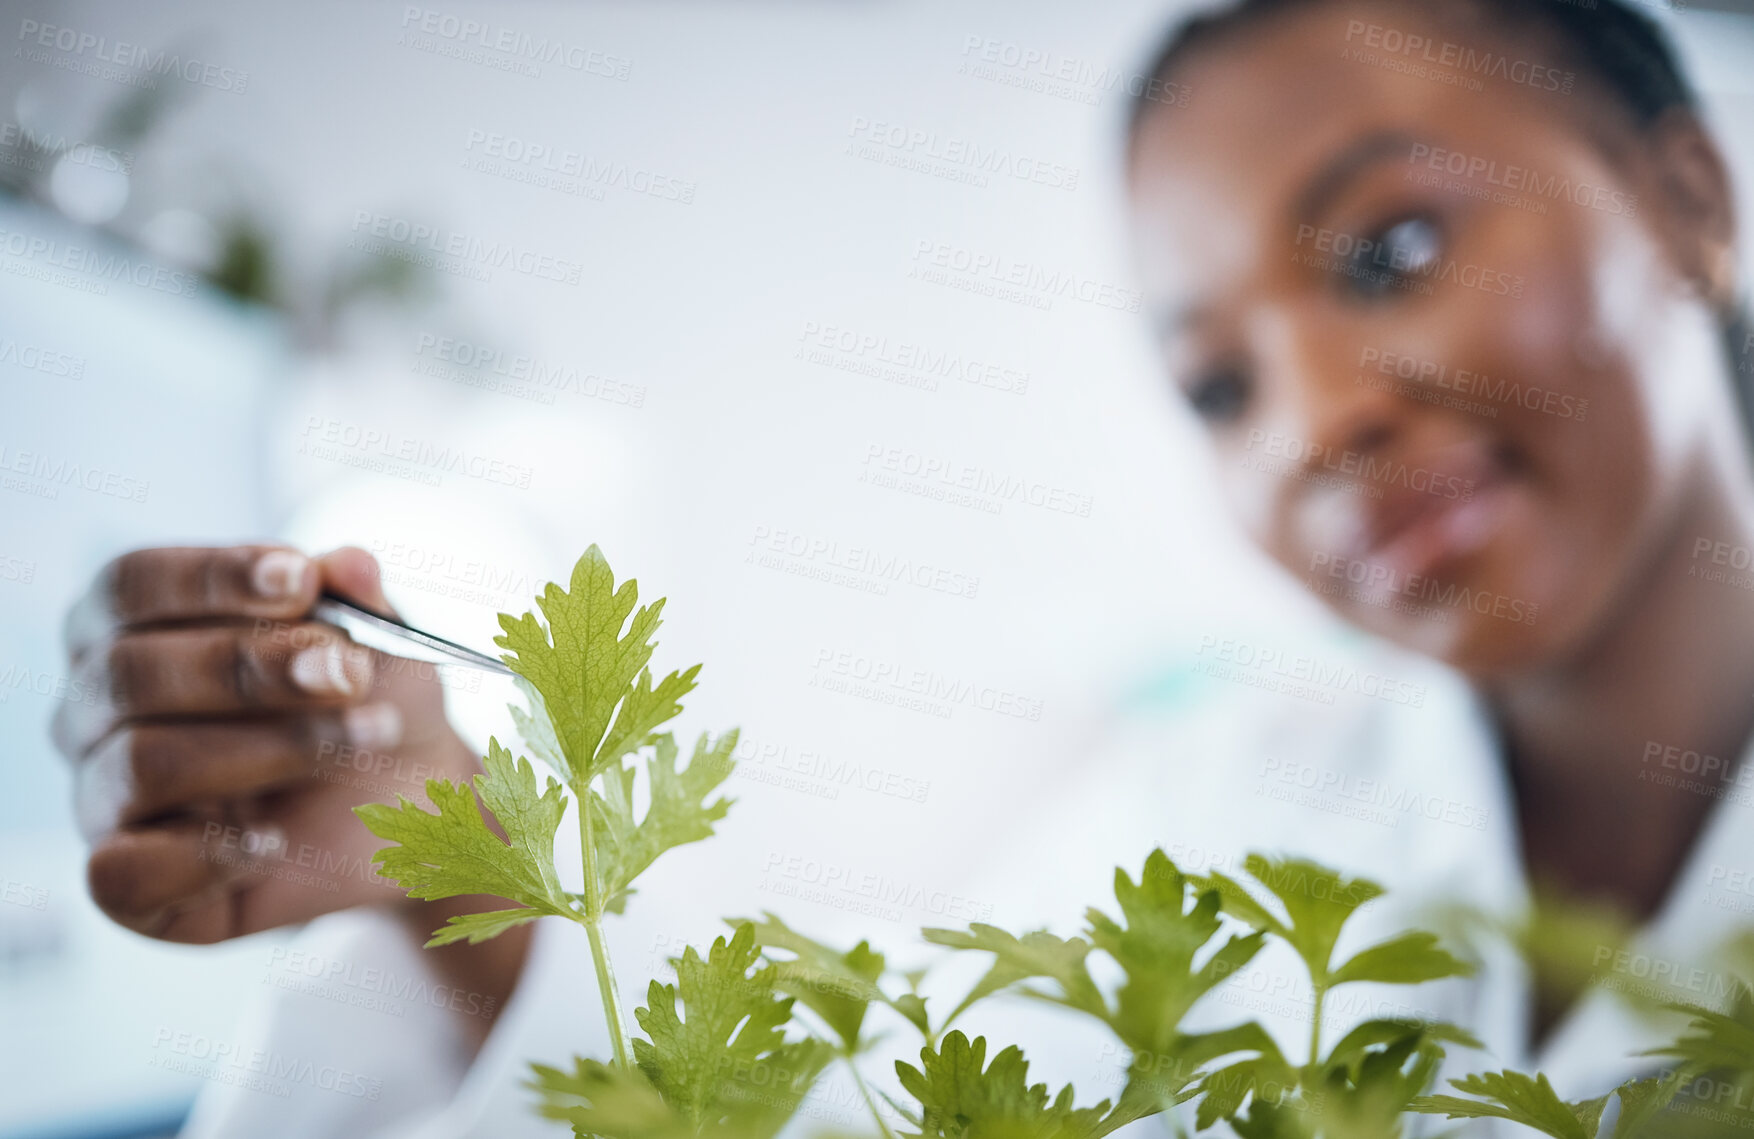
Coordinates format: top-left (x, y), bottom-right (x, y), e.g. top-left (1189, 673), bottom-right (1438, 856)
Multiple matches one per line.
top-left (52, 0), bottom-right (1752, 1133)
top-left (1122, 0), bottom-right (1753, 1049)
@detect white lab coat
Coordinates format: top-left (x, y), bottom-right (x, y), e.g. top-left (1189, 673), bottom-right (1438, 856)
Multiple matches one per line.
top-left (178, 637), bottom-right (1754, 1139)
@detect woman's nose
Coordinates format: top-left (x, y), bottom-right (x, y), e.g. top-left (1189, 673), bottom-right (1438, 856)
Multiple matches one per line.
top-left (1256, 313), bottom-right (1406, 469)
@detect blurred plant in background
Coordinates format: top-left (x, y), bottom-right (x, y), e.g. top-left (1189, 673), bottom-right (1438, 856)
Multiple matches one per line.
top-left (0, 74), bottom-right (432, 350)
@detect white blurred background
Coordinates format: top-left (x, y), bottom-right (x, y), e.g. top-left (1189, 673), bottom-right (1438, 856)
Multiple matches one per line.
top-left (2, 2), bottom-right (1752, 1136)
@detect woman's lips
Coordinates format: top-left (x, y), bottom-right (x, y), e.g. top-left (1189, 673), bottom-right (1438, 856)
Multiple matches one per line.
top-left (1364, 478), bottom-right (1509, 582)
top-left (1309, 439), bottom-right (1514, 585)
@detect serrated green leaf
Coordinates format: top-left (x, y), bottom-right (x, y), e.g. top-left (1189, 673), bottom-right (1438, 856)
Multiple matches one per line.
top-left (880, 1086), bottom-right (925, 1130)
top-left (598, 665), bottom-right (702, 777)
top-left (896, 1031), bottom-right (1114, 1139)
top-left (1194, 871), bottom-right (1288, 943)
top-left (495, 546), bottom-right (694, 787)
top-left (734, 911), bottom-right (889, 1052)
top-left (1610, 1070), bottom-right (1690, 1139)
top-left (531, 1056), bottom-right (690, 1139)
top-left (1329, 931), bottom-right (1474, 988)
top-left (1087, 1074), bottom-right (1175, 1139)
top-left (923, 924), bottom-right (1104, 1027)
top-left (1180, 1022), bottom-right (1289, 1074)
top-left (1195, 1054), bottom-right (1299, 1132)
top-left (1087, 849), bottom-right (1267, 1056)
top-left (593, 731), bottom-right (736, 914)
top-left (1320, 1018), bottom-right (1480, 1081)
top-left (426, 907), bottom-right (546, 947)
top-left (354, 738), bottom-right (573, 937)
top-left (508, 675), bottom-right (568, 780)
top-left (634, 923), bottom-right (832, 1137)
top-left (1301, 1020), bottom-right (1467, 1139)
top-left (1202, 855), bottom-right (1384, 988)
top-left (1102, 1022), bottom-right (1284, 1135)
top-left (1190, 1007), bottom-right (1476, 1130)
top-left (892, 992), bottom-right (932, 1037)
top-left (1228, 1097), bottom-right (1311, 1139)
top-left (1648, 1000), bottom-right (1754, 1075)
top-left (1411, 1070), bottom-right (1607, 1139)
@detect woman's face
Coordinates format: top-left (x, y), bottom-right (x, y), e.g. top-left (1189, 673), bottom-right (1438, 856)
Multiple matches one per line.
top-left (1127, 0), bottom-right (1737, 678)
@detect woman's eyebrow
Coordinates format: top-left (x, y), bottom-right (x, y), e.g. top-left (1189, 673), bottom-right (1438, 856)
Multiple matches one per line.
top-left (1294, 130), bottom-right (1424, 224)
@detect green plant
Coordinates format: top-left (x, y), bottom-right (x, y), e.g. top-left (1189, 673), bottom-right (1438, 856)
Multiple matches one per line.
top-left (357, 548), bottom-right (1750, 1137)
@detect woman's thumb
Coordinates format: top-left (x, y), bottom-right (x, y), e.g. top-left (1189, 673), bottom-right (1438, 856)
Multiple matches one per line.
top-left (313, 546), bottom-right (395, 615)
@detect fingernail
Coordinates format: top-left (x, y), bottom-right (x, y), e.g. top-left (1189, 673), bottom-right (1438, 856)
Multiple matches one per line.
top-left (291, 643), bottom-right (372, 696)
top-left (344, 702), bottom-right (403, 751)
top-left (252, 551), bottom-right (310, 600)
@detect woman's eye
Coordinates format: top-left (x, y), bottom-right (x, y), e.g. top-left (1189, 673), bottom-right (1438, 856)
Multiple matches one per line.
top-left (1185, 365), bottom-right (1251, 423)
top-left (1341, 215), bottom-right (1442, 300)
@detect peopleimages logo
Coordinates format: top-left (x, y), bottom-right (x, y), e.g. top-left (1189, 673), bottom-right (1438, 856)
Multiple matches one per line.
top-left (0, 337), bottom-right (85, 380)
top-left (797, 321), bottom-right (1030, 396)
top-left (198, 823), bottom-right (396, 894)
top-left (733, 734), bottom-right (932, 805)
top-left (1195, 635), bottom-right (1428, 708)
top-left (348, 212), bottom-right (584, 285)
top-left (0, 121), bottom-right (134, 174)
top-left (748, 525), bottom-right (981, 600)
top-left (0, 444), bottom-right (150, 503)
top-left (0, 555), bottom-right (36, 585)
top-left (148, 1028), bottom-right (382, 1100)
top-left (264, 947), bottom-right (498, 1019)
top-left (908, 240), bottom-right (1141, 313)
top-left (17, 19), bottom-right (251, 92)
top-left (846, 118), bottom-right (1080, 191)
top-left (1641, 740), bottom-right (1753, 791)
top-left (0, 227), bottom-right (199, 298)
top-left (860, 443), bottom-right (1095, 517)
top-left (1309, 551), bottom-right (1539, 626)
top-left (809, 648), bottom-right (1045, 722)
top-left (412, 333), bottom-right (646, 408)
top-left (398, 6), bottom-right (631, 79)
top-left (957, 36), bottom-right (1192, 109)
top-left (0, 664), bottom-right (101, 707)
top-left (1407, 143), bottom-right (1636, 217)
top-left (761, 852), bottom-right (994, 923)
top-left (1258, 756), bottom-right (1489, 830)
top-left (1341, 20), bottom-right (1575, 93)
top-left (298, 415), bottom-right (535, 489)
top-left (1358, 347), bottom-right (1588, 421)
top-left (1244, 429), bottom-right (1474, 500)
top-left (1592, 944), bottom-right (1750, 1007)
top-left (2, 878), bottom-right (49, 910)
top-left (462, 130), bottom-right (695, 203)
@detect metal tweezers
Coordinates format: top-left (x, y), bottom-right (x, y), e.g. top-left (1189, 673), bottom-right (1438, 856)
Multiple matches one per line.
top-left (311, 591), bottom-right (516, 677)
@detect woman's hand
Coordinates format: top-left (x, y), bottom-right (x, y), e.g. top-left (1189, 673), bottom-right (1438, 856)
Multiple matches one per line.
top-left (51, 544), bottom-right (482, 943)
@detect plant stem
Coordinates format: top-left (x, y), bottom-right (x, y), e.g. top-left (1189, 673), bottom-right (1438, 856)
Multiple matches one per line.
top-left (1308, 982), bottom-right (1326, 1069)
top-left (586, 919), bottom-right (634, 1071)
top-left (578, 781), bottom-right (635, 1070)
top-left (848, 1056), bottom-right (899, 1139)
